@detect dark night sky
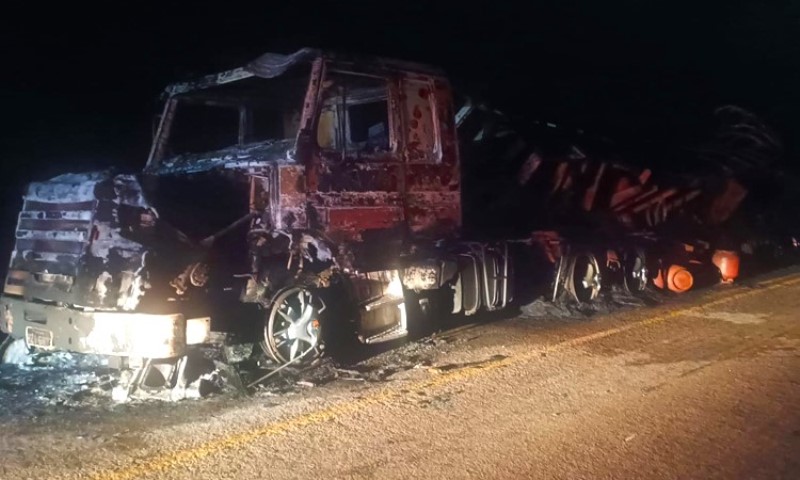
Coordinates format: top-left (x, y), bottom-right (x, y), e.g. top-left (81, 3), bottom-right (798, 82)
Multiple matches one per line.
top-left (1, 2), bottom-right (799, 195)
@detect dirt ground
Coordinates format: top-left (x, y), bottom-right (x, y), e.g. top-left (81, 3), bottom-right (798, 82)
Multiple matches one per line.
top-left (1, 267), bottom-right (799, 479)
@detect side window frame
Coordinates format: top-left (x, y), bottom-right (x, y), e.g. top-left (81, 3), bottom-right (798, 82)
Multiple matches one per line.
top-left (315, 67), bottom-right (400, 160)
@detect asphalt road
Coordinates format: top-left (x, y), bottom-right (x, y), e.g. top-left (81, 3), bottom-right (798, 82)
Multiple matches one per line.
top-left (2, 270), bottom-right (800, 479)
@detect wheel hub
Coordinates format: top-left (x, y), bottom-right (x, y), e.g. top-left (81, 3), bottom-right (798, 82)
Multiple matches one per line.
top-left (264, 288), bottom-right (324, 365)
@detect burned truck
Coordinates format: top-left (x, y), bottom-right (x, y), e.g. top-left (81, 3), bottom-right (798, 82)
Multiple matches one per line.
top-left (0, 48), bottom-right (517, 381)
top-left (1, 48), bottom-right (785, 394)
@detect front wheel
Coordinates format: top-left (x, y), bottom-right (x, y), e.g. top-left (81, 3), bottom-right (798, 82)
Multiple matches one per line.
top-left (263, 287), bottom-right (325, 365)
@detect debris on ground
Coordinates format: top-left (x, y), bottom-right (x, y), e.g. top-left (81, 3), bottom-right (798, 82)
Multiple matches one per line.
top-left (0, 340), bottom-right (113, 417)
top-left (521, 286), bottom-right (662, 320)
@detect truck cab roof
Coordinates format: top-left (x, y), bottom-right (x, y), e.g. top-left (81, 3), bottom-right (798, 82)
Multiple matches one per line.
top-left (164, 48), bottom-right (446, 97)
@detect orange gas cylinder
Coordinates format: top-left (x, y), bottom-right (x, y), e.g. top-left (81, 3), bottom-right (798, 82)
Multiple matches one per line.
top-left (712, 250), bottom-right (740, 283)
top-left (653, 268), bottom-right (665, 289)
top-left (666, 264), bottom-right (693, 293)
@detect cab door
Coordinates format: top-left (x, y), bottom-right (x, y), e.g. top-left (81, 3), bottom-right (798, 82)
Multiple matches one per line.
top-left (312, 69), bottom-right (406, 245)
top-left (400, 77), bottom-right (461, 237)
top-left (309, 68), bottom-right (409, 343)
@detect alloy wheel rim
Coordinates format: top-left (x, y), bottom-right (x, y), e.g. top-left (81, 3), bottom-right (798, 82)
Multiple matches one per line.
top-left (265, 288), bottom-right (322, 364)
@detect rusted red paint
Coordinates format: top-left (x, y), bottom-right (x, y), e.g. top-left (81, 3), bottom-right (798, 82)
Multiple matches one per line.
top-left (279, 166), bottom-right (305, 194)
top-left (328, 207), bottom-right (403, 232)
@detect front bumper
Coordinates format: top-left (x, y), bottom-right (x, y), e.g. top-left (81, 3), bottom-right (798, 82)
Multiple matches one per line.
top-left (0, 296), bottom-right (210, 359)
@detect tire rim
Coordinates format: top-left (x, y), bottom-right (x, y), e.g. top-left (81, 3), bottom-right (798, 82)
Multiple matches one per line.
top-left (624, 254), bottom-right (648, 292)
top-left (264, 287), bottom-right (323, 365)
top-left (572, 254), bottom-right (601, 302)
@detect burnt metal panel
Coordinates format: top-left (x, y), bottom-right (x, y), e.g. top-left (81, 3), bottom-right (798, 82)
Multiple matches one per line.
top-left (1, 296), bottom-right (187, 358)
top-left (328, 207), bottom-right (404, 232)
top-left (23, 200), bottom-right (97, 212)
top-left (14, 239), bottom-right (86, 255)
top-left (277, 165), bottom-right (308, 230)
top-left (17, 219), bottom-right (92, 232)
top-left (246, 48), bottom-right (321, 80)
top-left (402, 79), bottom-right (439, 164)
top-left (405, 191), bottom-right (461, 236)
top-left (4, 172), bottom-right (163, 311)
top-left (9, 258), bottom-right (79, 277)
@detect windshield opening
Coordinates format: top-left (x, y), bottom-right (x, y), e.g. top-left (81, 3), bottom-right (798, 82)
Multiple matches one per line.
top-left (162, 64), bottom-right (311, 159)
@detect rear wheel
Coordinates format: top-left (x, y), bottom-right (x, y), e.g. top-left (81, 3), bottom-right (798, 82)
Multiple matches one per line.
top-left (623, 249), bottom-right (649, 292)
top-left (263, 287), bottom-right (324, 365)
top-left (568, 253), bottom-right (602, 302)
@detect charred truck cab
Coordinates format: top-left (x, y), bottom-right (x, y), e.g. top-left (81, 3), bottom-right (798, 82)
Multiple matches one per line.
top-left (0, 49), bottom-right (513, 379)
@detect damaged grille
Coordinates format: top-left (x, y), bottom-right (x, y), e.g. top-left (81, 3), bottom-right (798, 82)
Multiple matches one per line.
top-left (11, 199), bottom-right (96, 278)
top-left (5, 192), bottom-right (97, 301)
top-left (4, 173), bottom-right (167, 310)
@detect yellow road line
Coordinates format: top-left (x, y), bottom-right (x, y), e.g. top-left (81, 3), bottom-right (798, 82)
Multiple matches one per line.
top-left (89, 273), bottom-right (800, 480)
